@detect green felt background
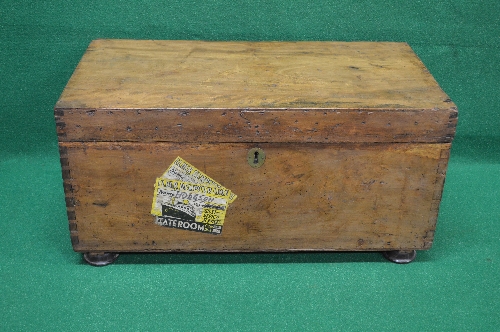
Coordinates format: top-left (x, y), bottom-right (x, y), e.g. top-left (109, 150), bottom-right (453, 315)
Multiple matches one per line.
top-left (1, 1), bottom-right (499, 331)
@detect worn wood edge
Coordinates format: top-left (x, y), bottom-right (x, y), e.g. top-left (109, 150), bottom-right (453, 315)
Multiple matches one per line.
top-left (54, 107), bottom-right (458, 143)
top-left (58, 140), bottom-right (452, 150)
top-left (423, 147), bottom-right (452, 249)
top-left (90, 39), bottom-right (410, 45)
top-left (71, 248), bottom-right (428, 253)
top-left (54, 109), bottom-right (67, 139)
top-left (54, 106), bottom-right (458, 112)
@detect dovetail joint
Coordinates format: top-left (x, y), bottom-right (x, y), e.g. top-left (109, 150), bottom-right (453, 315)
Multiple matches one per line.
top-left (59, 144), bottom-right (79, 248)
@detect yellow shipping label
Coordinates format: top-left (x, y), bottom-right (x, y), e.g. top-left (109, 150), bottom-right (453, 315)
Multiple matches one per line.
top-left (162, 157), bottom-right (237, 203)
top-left (151, 178), bottom-right (231, 235)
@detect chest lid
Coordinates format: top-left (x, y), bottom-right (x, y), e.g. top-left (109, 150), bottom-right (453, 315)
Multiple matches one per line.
top-left (55, 39), bottom-right (457, 143)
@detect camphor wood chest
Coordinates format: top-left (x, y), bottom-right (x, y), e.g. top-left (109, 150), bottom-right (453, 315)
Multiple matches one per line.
top-left (55, 39), bottom-right (457, 265)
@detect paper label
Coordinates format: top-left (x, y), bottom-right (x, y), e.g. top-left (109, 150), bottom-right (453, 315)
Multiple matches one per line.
top-left (162, 157), bottom-right (237, 203)
top-left (151, 157), bottom-right (236, 235)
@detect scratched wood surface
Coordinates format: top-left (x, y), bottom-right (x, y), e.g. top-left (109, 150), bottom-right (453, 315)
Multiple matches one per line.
top-left (56, 39), bottom-right (455, 111)
top-left (55, 108), bottom-right (457, 143)
top-left (60, 142), bottom-right (450, 252)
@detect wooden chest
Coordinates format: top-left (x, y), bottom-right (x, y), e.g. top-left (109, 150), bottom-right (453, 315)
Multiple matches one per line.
top-left (55, 39), bottom-right (457, 265)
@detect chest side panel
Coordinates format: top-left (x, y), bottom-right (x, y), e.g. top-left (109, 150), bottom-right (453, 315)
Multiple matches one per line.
top-left (60, 142), bottom-right (450, 252)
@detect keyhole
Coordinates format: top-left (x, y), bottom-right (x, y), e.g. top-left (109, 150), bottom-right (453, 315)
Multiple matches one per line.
top-left (247, 148), bottom-right (265, 168)
top-left (253, 151), bottom-right (259, 164)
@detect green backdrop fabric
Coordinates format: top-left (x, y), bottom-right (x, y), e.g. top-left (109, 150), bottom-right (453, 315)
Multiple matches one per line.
top-left (1, 1), bottom-right (499, 331)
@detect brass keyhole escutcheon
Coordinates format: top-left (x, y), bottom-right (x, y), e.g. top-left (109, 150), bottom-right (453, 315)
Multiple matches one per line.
top-left (247, 148), bottom-right (265, 168)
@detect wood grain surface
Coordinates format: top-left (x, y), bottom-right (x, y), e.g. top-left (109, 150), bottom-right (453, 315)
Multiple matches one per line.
top-left (55, 39), bottom-right (455, 111)
top-left (60, 142), bottom-right (450, 252)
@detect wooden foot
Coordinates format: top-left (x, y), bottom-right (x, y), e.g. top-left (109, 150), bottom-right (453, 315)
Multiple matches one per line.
top-left (382, 250), bottom-right (416, 264)
top-left (83, 252), bottom-right (120, 266)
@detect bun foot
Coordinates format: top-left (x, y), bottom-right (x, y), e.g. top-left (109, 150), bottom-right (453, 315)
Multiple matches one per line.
top-left (382, 250), bottom-right (416, 264)
top-left (83, 252), bottom-right (120, 266)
